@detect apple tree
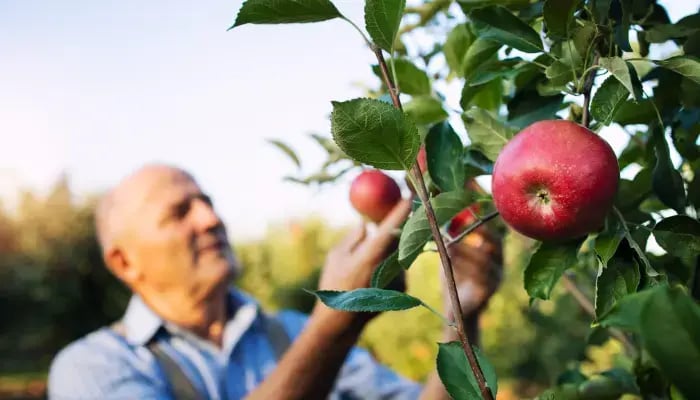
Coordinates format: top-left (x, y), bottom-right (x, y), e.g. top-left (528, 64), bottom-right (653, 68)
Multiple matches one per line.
top-left (229, 0), bottom-right (700, 398)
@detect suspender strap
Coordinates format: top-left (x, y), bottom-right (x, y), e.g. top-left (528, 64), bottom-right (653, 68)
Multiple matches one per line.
top-left (110, 321), bottom-right (202, 400)
top-left (262, 314), bottom-right (292, 360)
top-left (109, 313), bottom-right (290, 399)
top-left (146, 341), bottom-right (203, 400)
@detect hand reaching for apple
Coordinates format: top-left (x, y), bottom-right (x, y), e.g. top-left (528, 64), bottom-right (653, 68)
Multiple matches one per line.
top-left (313, 198), bottom-right (411, 329)
top-left (443, 226), bottom-right (503, 322)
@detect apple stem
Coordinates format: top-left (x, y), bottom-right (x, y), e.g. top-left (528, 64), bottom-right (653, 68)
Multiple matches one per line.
top-left (581, 54), bottom-right (599, 128)
top-left (373, 45), bottom-right (495, 400)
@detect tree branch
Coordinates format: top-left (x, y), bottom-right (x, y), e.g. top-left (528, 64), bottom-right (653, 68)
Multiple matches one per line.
top-left (561, 274), bottom-right (637, 356)
top-left (373, 46), bottom-right (494, 400)
top-left (581, 54), bottom-right (599, 128)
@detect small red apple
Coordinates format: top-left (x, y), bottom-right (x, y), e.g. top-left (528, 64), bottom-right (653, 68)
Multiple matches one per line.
top-left (417, 146), bottom-right (428, 173)
top-left (447, 205), bottom-right (481, 238)
top-left (492, 120), bottom-right (619, 241)
top-left (350, 169), bottom-right (402, 223)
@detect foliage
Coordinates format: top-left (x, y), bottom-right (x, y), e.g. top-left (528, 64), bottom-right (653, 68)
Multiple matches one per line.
top-left (229, 0), bottom-right (700, 398)
top-left (0, 177), bottom-right (130, 375)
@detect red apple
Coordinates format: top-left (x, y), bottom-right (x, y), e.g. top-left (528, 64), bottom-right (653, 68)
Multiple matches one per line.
top-left (491, 120), bottom-right (619, 241)
top-left (417, 146), bottom-right (428, 173)
top-left (350, 169), bottom-right (402, 223)
top-left (447, 204), bottom-right (481, 238)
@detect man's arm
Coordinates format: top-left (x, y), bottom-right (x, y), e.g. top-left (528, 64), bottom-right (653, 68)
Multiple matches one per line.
top-left (244, 199), bottom-right (412, 400)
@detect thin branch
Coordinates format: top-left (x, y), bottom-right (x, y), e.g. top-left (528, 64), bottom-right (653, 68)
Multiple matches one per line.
top-left (373, 46), bottom-right (494, 400)
top-left (561, 274), bottom-right (637, 356)
top-left (446, 211), bottom-right (500, 247)
top-left (581, 54), bottom-right (599, 128)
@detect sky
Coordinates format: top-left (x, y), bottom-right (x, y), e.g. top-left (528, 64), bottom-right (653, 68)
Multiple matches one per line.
top-left (0, 0), bottom-right (696, 240)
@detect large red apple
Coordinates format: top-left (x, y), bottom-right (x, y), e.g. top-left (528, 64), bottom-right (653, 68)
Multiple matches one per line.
top-left (491, 120), bottom-right (619, 242)
top-left (350, 169), bottom-right (402, 223)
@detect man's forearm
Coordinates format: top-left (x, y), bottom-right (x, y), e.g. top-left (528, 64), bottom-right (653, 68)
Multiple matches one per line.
top-left (419, 315), bottom-right (481, 400)
top-left (244, 308), bottom-right (365, 400)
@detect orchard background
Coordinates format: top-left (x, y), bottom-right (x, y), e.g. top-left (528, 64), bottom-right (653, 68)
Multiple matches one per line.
top-left (1, 0), bottom-right (699, 399)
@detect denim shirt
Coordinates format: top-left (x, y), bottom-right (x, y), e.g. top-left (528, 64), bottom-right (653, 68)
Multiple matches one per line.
top-left (47, 288), bottom-right (422, 400)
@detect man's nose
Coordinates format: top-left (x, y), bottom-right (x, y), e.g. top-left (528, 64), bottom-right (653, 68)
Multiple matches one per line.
top-left (191, 199), bottom-right (222, 231)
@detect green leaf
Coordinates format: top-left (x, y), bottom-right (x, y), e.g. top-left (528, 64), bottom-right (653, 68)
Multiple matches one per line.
top-left (656, 56), bottom-right (700, 85)
top-left (573, 21), bottom-right (598, 59)
top-left (594, 219), bottom-right (625, 266)
top-left (524, 239), bottom-right (583, 300)
top-left (463, 147), bottom-right (494, 179)
top-left (597, 285), bottom-right (659, 333)
top-left (425, 122), bottom-right (465, 192)
top-left (613, 99), bottom-right (656, 125)
top-left (599, 57), bottom-right (643, 101)
top-left (444, 24), bottom-right (475, 77)
top-left (640, 285), bottom-right (700, 400)
top-left (595, 243), bottom-right (640, 319)
top-left (615, 168), bottom-right (652, 212)
top-left (403, 96), bottom-right (448, 126)
top-left (311, 288), bottom-right (420, 312)
top-left (591, 0), bottom-right (611, 23)
top-left (471, 79), bottom-right (503, 112)
top-left (672, 125), bottom-right (700, 161)
top-left (398, 191), bottom-right (472, 267)
top-left (578, 370), bottom-right (639, 399)
top-left (310, 133), bottom-right (342, 155)
top-left (690, 173), bottom-right (700, 210)
top-left (469, 6), bottom-right (544, 53)
top-left (365, 0), bottom-right (406, 52)
top-left (437, 342), bottom-right (498, 400)
top-left (371, 251), bottom-right (402, 288)
top-left (626, 222), bottom-right (658, 278)
top-left (372, 58), bottom-right (431, 96)
top-left (230, 0), bottom-right (342, 28)
top-left (330, 98), bottom-right (420, 170)
top-left (645, 24), bottom-right (700, 43)
top-left (653, 216), bottom-right (700, 260)
top-left (507, 89), bottom-right (566, 129)
top-left (266, 139), bottom-right (301, 169)
top-left (462, 38), bottom-right (502, 79)
top-left (461, 79), bottom-right (503, 113)
top-left (591, 76), bottom-right (631, 126)
top-left (462, 108), bottom-right (516, 162)
top-left (545, 60), bottom-right (575, 86)
top-left (468, 59), bottom-right (525, 86)
top-left (543, 0), bottom-right (580, 38)
top-left (613, 0), bottom-right (632, 52)
top-left (652, 128), bottom-right (686, 213)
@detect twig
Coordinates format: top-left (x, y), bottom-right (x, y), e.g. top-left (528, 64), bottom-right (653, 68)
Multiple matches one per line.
top-left (561, 274), bottom-right (637, 356)
top-left (373, 46), bottom-right (494, 400)
top-left (581, 54), bottom-right (599, 127)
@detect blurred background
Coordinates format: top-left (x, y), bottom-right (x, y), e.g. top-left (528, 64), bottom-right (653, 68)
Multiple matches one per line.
top-left (0, 0), bottom-right (696, 399)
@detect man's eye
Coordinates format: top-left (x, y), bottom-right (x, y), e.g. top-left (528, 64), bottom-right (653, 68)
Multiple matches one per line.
top-left (174, 202), bottom-right (190, 218)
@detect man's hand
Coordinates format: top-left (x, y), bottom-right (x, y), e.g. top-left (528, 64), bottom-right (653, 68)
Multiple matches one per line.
top-left (443, 227), bottom-right (503, 322)
top-left (313, 198), bottom-right (412, 331)
top-left (246, 199), bottom-right (412, 400)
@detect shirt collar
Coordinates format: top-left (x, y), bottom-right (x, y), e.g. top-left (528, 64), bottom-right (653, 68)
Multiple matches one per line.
top-left (120, 287), bottom-right (262, 347)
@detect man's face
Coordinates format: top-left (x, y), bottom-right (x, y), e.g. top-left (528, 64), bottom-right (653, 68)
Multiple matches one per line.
top-left (119, 169), bottom-right (238, 297)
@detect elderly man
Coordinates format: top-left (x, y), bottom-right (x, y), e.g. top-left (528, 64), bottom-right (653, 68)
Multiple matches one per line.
top-left (48, 163), bottom-right (502, 400)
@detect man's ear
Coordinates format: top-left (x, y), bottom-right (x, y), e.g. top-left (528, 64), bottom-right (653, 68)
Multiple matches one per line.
top-left (104, 246), bottom-right (140, 285)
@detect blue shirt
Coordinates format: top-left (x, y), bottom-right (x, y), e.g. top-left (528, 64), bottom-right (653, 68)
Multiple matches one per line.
top-left (47, 288), bottom-right (422, 400)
